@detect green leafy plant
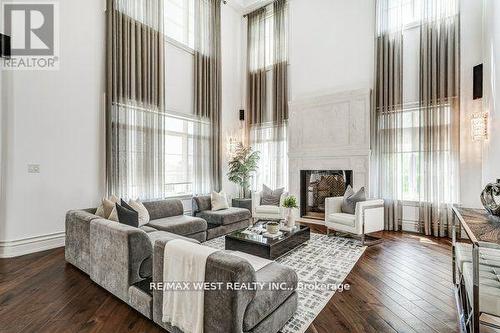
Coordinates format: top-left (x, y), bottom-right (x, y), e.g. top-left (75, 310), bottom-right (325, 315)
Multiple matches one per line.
top-left (283, 195), bottom-right (298, 209)
top-left (227, 143), bottom-right (260, 198)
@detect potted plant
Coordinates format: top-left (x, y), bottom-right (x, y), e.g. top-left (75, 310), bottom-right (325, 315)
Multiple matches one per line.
top-left (227, 143), bottom-right (260, 198)
top-left (283, 195), bottom-right (298, 228)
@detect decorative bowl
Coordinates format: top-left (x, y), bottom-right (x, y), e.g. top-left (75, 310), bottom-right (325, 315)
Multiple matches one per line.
top-left (481, 179), bottom-right (500, 216)
top-left (266, 222), bottom-right (280, 234)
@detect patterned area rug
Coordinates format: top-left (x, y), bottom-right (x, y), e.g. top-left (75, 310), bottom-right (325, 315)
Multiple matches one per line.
top-left (204, 233), bottom-right (366, 333)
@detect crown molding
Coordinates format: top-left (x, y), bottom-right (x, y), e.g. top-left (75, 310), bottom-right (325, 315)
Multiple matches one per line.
top-left (225, 0), bottom-right (245, 13)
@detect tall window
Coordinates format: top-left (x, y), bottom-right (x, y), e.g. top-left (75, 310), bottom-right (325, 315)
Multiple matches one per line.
top-left (108, 0), bottom-right (218, 200)
top-left (162, 0), bottom-right (210, 197)
top-left (164, 115), bottom-right (209, 196)
top-left (165, 0), bottom-right (195, 48)
top-left (247, 0), bottom-right (289, 191)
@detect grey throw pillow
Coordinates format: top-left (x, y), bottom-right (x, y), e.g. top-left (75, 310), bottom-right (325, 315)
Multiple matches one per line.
top-left (261, 185), bottom-right (284, 206)
top-left (341, 186), bottom-right (366, 215)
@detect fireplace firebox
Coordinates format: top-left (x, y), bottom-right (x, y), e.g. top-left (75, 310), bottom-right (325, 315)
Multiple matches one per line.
top-left (299, 170), bottom-right (353, 220)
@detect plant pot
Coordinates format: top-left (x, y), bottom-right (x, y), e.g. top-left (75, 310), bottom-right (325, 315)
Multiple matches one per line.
top-left (286, 208), bottom-right (295, 228)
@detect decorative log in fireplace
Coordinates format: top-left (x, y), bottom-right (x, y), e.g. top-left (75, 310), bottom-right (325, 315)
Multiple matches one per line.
top-left (300, 170), bottom-right (353, 220)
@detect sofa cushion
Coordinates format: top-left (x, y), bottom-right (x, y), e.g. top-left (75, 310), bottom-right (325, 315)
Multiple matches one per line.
top-left (196, 207), bottom-right (251, 226)
top-left (255, 205), bottom-right (280, 215)
top-left (146, 215), bottom-right (207, 235)
top-left (243, 262), bottom-right (298, 331)
top-left (142, 199), bottom-right (184, 220)
top-left (455, 243), bottom-right (500, 271)
top-left (327, 213), bottom-right (356, 227)
top-left (193, 195), bottom-right (212, 213)
top-left (139, 225), bottom-right (158, 233)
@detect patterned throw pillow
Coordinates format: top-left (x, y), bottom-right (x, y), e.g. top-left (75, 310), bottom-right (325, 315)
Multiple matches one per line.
top-left (341, 186), bottom-right (366, 215)
top-left (128, 199), bottom-right (150, 226)
top-left (95, 195), bottom-right (120, 218)
top-left (261, 185), bottom-right (284, 206)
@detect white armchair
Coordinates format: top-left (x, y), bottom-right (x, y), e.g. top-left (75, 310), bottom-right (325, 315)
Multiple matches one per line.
top-left (324, 197), bottom-right (384, 246)
top-left (251, 190), bottom-right (289, 222)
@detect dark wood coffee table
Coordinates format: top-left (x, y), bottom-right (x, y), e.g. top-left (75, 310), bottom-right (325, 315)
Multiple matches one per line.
top-left (225, 225), bottom-right (311, 260)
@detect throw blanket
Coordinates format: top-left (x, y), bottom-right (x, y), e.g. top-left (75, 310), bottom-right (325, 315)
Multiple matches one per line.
top-left (162, 239), bottom-right (218, 333)
top-left (162, 240), bottom-right (272, 333)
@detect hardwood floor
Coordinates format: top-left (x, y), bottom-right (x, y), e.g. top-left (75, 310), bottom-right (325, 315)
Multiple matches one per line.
top-left (0, 230), bottom-right (460, 333)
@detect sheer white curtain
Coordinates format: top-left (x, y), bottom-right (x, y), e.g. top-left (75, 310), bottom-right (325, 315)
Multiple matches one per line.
top-left (250, 123), bottom-right (288, 190)
top-left (373, 0), bottom-right (460, 237)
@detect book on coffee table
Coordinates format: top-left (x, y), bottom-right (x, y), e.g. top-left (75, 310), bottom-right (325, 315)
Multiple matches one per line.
top-left (262, 231), bottom-right (283, 239)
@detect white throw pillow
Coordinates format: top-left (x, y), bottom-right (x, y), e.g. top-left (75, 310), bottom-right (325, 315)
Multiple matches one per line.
top-left (97, 195), bottom-right (120, 220)
top-left (96, 195), bottom-right (120, 219)
top-left (128, 199), bottom-right (150, 227)
top-left (211, 191), bottom-right (229, 211)
top-left (95, 205), bottom-right (105, 218)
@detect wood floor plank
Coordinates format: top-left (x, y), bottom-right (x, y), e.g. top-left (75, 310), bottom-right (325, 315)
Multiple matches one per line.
top-left (0, 230), bottom-right (461, 333)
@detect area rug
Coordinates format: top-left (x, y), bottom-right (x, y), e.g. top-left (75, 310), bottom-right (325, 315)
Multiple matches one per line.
top-left (204, 233), bottom-right (366, 333)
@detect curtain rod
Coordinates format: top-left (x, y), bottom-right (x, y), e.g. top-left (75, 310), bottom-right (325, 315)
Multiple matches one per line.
top-left (242, 0), bottom-right (278, 18)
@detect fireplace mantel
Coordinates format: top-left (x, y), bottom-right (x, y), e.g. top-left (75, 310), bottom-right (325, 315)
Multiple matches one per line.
top-left (288, 88), bottom-right (371, 224)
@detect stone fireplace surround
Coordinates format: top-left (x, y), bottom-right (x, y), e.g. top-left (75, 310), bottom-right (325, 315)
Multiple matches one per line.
top-left (288, 88), bottom-right (371, 225)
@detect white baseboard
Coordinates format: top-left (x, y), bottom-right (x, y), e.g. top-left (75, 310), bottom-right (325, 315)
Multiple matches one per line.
top-left (402, 220), bottom-right (420, 233)
top-left (0, 232), bottom-right (65, 258)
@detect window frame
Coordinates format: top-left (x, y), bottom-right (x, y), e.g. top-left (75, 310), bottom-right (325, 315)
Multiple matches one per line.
top-left (165, 0), bottom-right (195, 51)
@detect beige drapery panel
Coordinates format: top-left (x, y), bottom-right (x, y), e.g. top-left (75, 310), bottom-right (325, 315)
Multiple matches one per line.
top-left (106, 0), bottom-right (166, 199)
top-left (194, 0), bottom-right (222, 192)
top-left (373, 0), bottom-right (460, 237)
top-left (247, 8), bottom-right (267, 126)
top-left (272, 0), bottom-right (288, 125)
top-left (246, 0), bottom-right (288, 126)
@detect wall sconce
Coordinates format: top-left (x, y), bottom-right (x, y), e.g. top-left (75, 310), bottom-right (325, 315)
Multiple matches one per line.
top-left (227, 136), bottom-right (241, 158)
top-left (471, 112), bottom-right (488, 142)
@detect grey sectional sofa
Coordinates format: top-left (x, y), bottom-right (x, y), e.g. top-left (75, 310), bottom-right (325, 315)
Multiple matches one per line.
top-left (65, 198), bottom-right (298, 333)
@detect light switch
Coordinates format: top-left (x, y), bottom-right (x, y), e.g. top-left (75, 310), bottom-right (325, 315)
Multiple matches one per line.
top-left (28, 164), bottom-right (40, 174)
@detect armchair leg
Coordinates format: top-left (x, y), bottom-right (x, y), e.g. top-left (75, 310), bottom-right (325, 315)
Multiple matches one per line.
top-left (359, 234), bottom-right (383, 246)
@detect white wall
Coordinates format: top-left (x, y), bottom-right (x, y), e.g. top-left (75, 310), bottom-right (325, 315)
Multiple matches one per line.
top-left (482, 0), bottom-right (500, 187)
top-left (0, 0), bottom-right (106, 256)
top-left (220, 3), bottom-right (245, 198)
top-left (459, 0), bottom-right (484, 208)
top-left (288, 0), bottom-right (374, 100)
